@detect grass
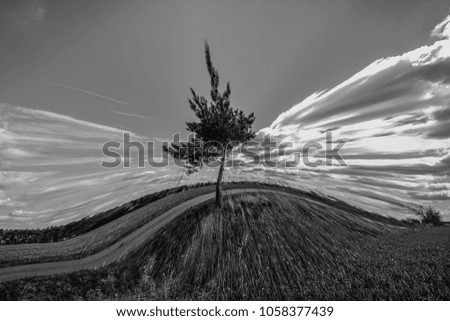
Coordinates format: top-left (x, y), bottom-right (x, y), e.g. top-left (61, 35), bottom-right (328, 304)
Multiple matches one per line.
top-left (0, 181), bottom-right (401, 268)
top-left (0, 182), bottom-right (246, 267)
top-left (2, 190), bottom-right (447, 300)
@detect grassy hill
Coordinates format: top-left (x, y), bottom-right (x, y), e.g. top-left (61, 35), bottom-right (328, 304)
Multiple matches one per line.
top-left (1, 187), bottom-right (448, 300)
top-left (0, 182), bottom-right (255, 267)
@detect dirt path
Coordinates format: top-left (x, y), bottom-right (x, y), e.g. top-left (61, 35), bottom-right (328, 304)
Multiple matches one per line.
top-left (0, 188), bottom-right (286, 282)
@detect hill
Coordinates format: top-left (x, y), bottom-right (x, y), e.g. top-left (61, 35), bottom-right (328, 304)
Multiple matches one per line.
top-left (0, 182), bottom-right (404, 268)
top-left (2, 186), bottom-right (448, 300)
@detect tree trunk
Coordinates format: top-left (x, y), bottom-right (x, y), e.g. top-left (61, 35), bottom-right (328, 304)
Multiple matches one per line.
top-left (176, 171), bottom-right (184, 187)
top-left (215, 156), bottom-right (226, 207)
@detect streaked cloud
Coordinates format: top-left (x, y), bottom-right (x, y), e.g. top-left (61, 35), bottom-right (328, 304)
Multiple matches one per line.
top-left (254, 12), bottom-right (450, 220)
top-left (432, 13), bottom-right (450, 39)
top-left (43, 81), bottom-right (129, 105)
top-left (0, 103), bottom-right (182, 228)
top-left (1, 11), bottom-right (450, 227)
top-left (111, 110), bottom-right (155, 121)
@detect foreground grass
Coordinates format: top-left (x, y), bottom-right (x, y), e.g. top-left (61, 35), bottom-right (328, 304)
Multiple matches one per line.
top-left (2, 191), bottom-right (447, 300)
top-left (114, 191), bottom-right (402, 300)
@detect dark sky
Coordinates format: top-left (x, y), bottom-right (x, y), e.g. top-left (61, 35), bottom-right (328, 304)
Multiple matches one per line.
top-left (1, 0), bottom-right (449, 139)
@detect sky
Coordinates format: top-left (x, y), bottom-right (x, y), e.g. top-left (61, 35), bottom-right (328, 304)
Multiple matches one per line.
top-left (1, 0), bottom-right (450, 228)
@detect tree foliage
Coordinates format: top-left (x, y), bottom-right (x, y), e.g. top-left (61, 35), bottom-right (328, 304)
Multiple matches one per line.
top-left (414, 206), bottom-right (443, 226)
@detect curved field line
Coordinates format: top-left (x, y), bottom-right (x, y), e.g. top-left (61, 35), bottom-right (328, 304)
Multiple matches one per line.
top-left (0, 188), bottom-right (290, 282)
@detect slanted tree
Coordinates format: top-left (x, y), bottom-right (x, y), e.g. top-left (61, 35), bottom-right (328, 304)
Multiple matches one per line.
top-left (164, 41), bottom-right (256, 207)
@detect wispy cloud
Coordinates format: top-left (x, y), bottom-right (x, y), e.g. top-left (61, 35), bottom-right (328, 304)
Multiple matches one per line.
top-left (432, 12), bottom-right (450, 39)
top-left (0, 103), bottom-right (141, 169)
top-left (43, 81), bottom-right (129, 105)
top-left (111, 110), bottom-right (155, 121)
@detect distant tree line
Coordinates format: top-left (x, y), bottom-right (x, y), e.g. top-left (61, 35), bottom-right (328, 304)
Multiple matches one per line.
top-left (0, 227), bottom-right (66, 245)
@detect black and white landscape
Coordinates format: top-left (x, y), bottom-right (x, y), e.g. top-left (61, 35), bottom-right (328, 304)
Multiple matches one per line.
top-left (0, 0), bottom-right (449, 301)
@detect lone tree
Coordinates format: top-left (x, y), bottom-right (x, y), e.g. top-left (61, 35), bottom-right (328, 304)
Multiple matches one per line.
top-left (164, 41), bottom-right (256, 207)
top-left (414, 205), bottom-right (443, 226)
